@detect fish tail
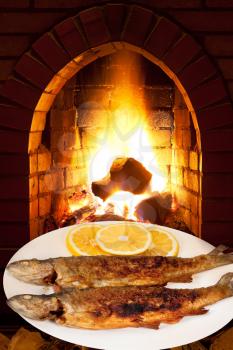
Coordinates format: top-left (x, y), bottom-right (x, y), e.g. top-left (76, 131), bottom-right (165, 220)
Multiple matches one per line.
top-left (217, 273), bottom-right (233, 294)
top-left (208, 245), bottom-right (228, 255)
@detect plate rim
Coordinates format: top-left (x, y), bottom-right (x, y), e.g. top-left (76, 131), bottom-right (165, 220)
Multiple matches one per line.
top-left (3, 221), bottom-right (233, 350)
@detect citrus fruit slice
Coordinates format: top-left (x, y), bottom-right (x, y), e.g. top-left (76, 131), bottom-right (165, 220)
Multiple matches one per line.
top-left (96, 223), bottom-right (152, 255)
top-left (146, 227), bottom-right (179, 256)
top-left (66, 224), bottom-right (107, 256)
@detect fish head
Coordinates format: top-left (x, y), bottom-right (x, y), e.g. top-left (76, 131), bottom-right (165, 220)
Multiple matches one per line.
top-left (7, 259), bottom-right (54, 285)
top-left (7, 294), bottom-right (60, 320)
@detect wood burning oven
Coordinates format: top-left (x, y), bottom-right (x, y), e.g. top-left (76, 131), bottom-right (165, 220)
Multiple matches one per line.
top-left (1, 0), bottom-right (233, 330)
top-left (35, 51), bottom-right (200, 236)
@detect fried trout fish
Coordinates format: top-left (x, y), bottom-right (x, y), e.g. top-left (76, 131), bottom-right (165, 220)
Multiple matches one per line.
top-left (7, 273), bottom-right (233, 330)
top-left (7, 246), bottom-right (233, 289)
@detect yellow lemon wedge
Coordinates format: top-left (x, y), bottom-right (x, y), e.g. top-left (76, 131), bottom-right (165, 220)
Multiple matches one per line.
top-left (146, 227), bottom-right (179, 256)
top-left (66, 224), bottom-right (107, 256)
top-left (96, 222), bottom-right (152, 256)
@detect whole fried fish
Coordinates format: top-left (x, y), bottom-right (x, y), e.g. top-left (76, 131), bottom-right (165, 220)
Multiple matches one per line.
top-left (7, 246), bottom-right (233, 289)
top-left (7, 273), bottom-right (233, 330)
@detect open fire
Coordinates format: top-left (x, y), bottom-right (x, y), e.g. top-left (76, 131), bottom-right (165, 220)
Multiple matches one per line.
top-left (62, 52), bottom-right (174, 226)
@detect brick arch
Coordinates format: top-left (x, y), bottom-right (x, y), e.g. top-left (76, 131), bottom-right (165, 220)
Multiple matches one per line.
top-left (1, 4), bottom-right (233, 243)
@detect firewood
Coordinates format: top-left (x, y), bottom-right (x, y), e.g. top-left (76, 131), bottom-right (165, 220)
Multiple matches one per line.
top-left (92, 157), bottom-right (152, 200)
top-left (43, 215), bottom-right (58, 233)
top-left (90, 213), bottom-right (131, 222)
top-left (135, 192), bottom-right (172, 224)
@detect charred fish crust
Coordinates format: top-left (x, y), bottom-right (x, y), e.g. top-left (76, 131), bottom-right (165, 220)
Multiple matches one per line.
top-left (153, 256), bottom-right (165, 268)
top-left (91, 307), bottom-right (112, 318)
top-left (92, 310), bottom-right (103, 318)
top-left (151, 288), bottom-right (199, 305)
top-left (7, 253), bottom-right (233, 290)
top-left (48, 298), bottom-right (64, 319)
top-left (43, 269), bottom-right (57, 285)
top-left (166, 257), bottom-right (179, 268)
top-left (112, 303), bottom-right (156, 317)
top-left (168, 302), bottom-right (182, 311)
top-left (190, 290), bottom-right (199, 302)
top-left (6, 273), bottom-right (233, 330)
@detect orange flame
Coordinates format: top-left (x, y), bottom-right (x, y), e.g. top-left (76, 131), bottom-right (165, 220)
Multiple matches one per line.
top-left (74, 51), bottom-right (168, 218)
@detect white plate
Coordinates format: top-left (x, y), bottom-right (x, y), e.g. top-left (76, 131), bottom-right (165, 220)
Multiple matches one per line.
top-left (3, 222), bottom-right (233, 350)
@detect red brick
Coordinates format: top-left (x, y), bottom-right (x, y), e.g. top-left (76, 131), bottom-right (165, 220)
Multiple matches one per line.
top-left (139, 0), bottom-right (201, 7)
top-left (39, 194), bottom-right (51, 216)
top-left (227, 81), bottom-right (233, 101)
top-left (202, 129), bottom-right (233, 152)
top-left (202, 198), bottom-right (233, 222)
top-left (174, 109), bottom-right (190, 128)
top-left (122, 6), bottom-right (155, 46)
top-left (169, 11), bottom-right (233, 31)
top-left (55, 18), bottom-right (87, 58)
top-left (206, 0), bottom-right (233, 7)
top-left (15, 54), bottom-right (54, 90)
top-left (0, 0), bottom-right (29, 7)
top-left (0, 35), bottom-right (30, 56)
top-left (145, 17), bottom-right (182, 59)
top-left (39, 171), bottom-right (64, 193)
top-left (0, 12), bottom-right (65, 33)
top-left (30, 198), bottom-right (38, 219)
top-left (79, 8), bottom-right (110, 47)
top-left (0, 200), bottom-right (28, 221)
top-left (184, 169), bottom-right (199, 193)
top-left (204, 35), bottom-right (233, 56)
top-left (38, 145), bottom-right (51, 172)
top-left (197, 103), bottom-right (233, 131)
top-left (163, 35), bottom-right (201, 73)
top-left (33, 33), bottom-right (70, 72)
top-left (201, 222), bottom-right (233, 246)
top-left (189, 151), bottom-right (199, 171)
top-left (0, 154), bottom-right (29, 175)
top-left (0, 104), bottom-right (33, 130)
top-left (1, 78), bottom-right (42, 110)
top-left (0, 176), bottom-right (29, 199)
top-left (174, 149), bottom-right (189, 167)
top-left (202, 174), bottom-right (233, 198)
top-left (217, 58), bottom-right (233, 79)
top-left (202, 152), bottom-right (233, 173)
top-left (0, 129), bottom-right (28, 153)
top-left (0, 248), bottom-right (18, 267)
top-left (179, 56), bottom-right (216, 91)
top-left (0, 223), bottom-right (29, 247)
top-left (104, 4), bottom-right (127, 40)
top-left (30, 153), bottom-right (38, 174)
top-left (34, 0), bottom-right (106, 8)
top-left (0, 59), bottom-right (16, 80)
top-left (189, 78), bottom-right (227, 110)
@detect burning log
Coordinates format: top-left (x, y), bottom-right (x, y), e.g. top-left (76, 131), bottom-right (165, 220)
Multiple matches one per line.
top-left (135, 192), bottom-right (173, 225)
top-left (60, 205), bottom-right (96, 227)
top-left (92, 157), bottom-right (152, 200)
top-left (90, 213), bottom-right (132, 222)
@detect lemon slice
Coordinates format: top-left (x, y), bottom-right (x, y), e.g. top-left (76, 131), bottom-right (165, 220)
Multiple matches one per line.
top-left (66, 224), bottom-right (107, 256)
top-left (96, 222), bottom-right (152, 256)
top-left (146, 227), bottom-right (179, 256)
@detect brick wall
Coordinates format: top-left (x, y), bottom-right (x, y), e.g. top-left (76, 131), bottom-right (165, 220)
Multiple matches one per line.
top-left (171, 88), bottom-right (200, 235)
top-left (1, 0), bottom-right (233, 326)
top-left (34, 54), bottom-right (175, 234)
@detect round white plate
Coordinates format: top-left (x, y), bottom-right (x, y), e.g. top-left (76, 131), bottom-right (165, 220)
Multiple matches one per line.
top-left (3, 222), bottom-right (233, 350)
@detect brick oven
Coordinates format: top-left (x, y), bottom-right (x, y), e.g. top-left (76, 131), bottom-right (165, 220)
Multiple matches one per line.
top-left (37, 52), bottom-right (200, 236)
top-left (1, 0), bottom-right (233, 329)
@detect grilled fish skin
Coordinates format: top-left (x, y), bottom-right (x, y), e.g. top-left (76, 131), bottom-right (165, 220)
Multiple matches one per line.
top-left (7, 273), bottom-right (233, 330)
top-left (7, 246), bottom-right (233, 289)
